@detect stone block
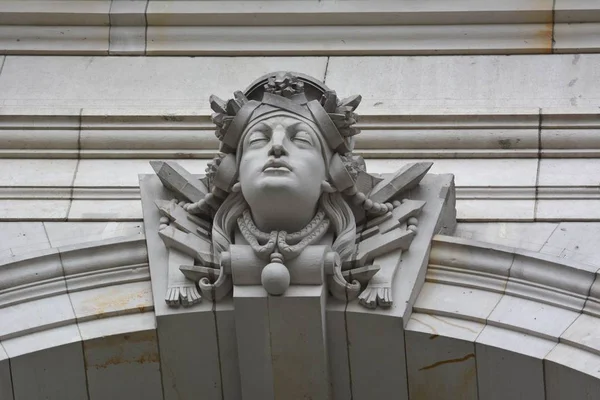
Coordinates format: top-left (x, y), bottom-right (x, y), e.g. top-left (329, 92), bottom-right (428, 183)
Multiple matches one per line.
top-left (540, 222), bottom-right (600, 266)
top-left (0, 200), bottom-right (70, 221)
top-left (0, 344), bottom-right (13, 400)
top-left (325, 55), bottom-right (600, 111)
top-left (67, 200), bottom-right (143, 220)
top-left (110, 0), bottom-right (147, 26)
top-left (554, 23), bottom-right (600, 53)
top-left (536, 200), bottom-right (600, 221)
top-left (545, 344), bottom-right (600, 399)
top-left (215, 299), bottom-right (241, 400)
top-left (145, 24), bottom-right (552, 56)
top-left (454, 222), bottom-right (558, 252)
top-left (560, 313), bottom-right (600, 354)
top-left (0, 247), bottom-right (65, 308)
top-left (475, 325), bottom-right (555, 400)
top-left (141, 174), bottom-right (222, 399)
top-left (0, 294), bottom-right (75, 340)
top-left (0, 1), bottom-right (111, 25)
top-left (407, 313), bottom-right (485, 342)
top-left (406, 330), bottom-right (478, 400)
top-left (0, 56), bottom-right (327, 109)
top-left (233, 286), bottom-right (274, 400)
top-left (326, 298), bottom-right (351, 400)
top-left (540, 108), bottom-right (600, 157)
top-left (0, 26), bottom-right (109, 55)
top-left (584, 275), bottom-right (600, 317)
top-left (346, 311), bottom-right (408, 399)
top-left (406, 314), bottom-right (483, 400)
top-left (0, 107), bottom-right (79, 158)
top-left (0, 222), bottom-right (51, 257)
top-left (366, 158), bottom-right (538, 188)
top-left (538, 158), bottom-right (600, 186)
top-left (487, 295), bottom-right (579, 340)
top-left (79, 313), bottom-right (162, 400)
top-left (3, 325), bottom-right (87, 400)
top-left (268, 286), bottom-right (329, 400)
top-left (457, 199), bottom-right (535, 221)
top-left (69, 281), bottom-right (153, 322)
top-left (43, 221), bottom-right (144, 248)
top-left (109, 26), bottom-right (146, 55)
top-left (506, 250), bottom-right (596, 312)
top-left (74, 159), bottom-right (209, 187)
top-left (0, 159), bottom-right (77, 187)
top-left (413, 282), bottom-right (503, 323)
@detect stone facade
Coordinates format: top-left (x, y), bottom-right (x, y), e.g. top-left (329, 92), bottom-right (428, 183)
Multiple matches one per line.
top-left (1, 1), bottom-right (600, 400)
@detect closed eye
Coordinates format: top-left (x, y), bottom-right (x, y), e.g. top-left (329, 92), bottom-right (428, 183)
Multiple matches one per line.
top-left (292, 131), bottom-right (313, 145)
top-left (248, 131), bottom-right (269, 145)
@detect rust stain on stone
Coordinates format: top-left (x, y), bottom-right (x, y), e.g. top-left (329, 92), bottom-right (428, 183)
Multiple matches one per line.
top-left (537, 21), bottom-right (554, 53)
top-left (91, 351), bottom-right (160, 369)
top-left (85, 331), bottom-right (157, 349)
top-left (419, 353), bottom-right (475, 371)
top-left (83, 287), bottom-right (152, 317)
top-left (410, 316), bottom-right (438, 335)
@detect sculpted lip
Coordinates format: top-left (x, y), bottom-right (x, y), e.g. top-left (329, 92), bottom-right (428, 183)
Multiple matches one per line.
top-left (262, 159), bottom-right (293, 172)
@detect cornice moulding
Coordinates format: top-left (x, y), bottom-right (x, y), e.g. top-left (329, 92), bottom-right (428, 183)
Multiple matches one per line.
top-left (0, 0), bottom-right (596, 55)
top-left (0, 1), bottom-right (110, 26)
top-left (1, 107), bottom-right (599, 159)
top-left (146, 1), bottom-right (553, 26)
top-left (2, 186), bottom-right (599, 204)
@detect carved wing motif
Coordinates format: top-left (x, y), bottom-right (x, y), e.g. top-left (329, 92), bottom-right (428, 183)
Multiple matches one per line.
top-left (150, 159), bottom-right (432, 310)
top-left (151, 161), bottom-right (229, 307)
top-left (329, 162), bottom-right (431, 309)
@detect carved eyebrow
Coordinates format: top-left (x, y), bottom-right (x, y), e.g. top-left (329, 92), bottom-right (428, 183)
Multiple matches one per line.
top-left (289, 121), bottom-right (314, 134)
top-left (251, 122), bottom-right (271, 133)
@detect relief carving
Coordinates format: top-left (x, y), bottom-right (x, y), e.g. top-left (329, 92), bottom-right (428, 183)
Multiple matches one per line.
top-left (150, 72), bottom-right (431, 309)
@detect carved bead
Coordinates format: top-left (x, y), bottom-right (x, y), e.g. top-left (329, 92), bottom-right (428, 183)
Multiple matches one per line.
top-left (204, 193), bottom-right (220, 210)
top-left (408, 217), bottom-right (418, 226)
top-left (352, 192), bottom-right (366, 205)
top-left (197, 199), bottom-right (209, 212)
top-left (363, 199), bottom-right (373, 210)
top-left (188, 201), bottom-right (201, 213)
top-left (261, 260), bottom-right (290, 296)
top-left (386, 203), bottom-right (394, 212)
top-left (392, 200), bottom-right (402, 208)
top-left (408, 225), bottom-right (418, 232)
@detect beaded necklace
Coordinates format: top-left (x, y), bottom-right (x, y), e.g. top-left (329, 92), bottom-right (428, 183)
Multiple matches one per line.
top-left (237, 209), bottom-right (330, 260)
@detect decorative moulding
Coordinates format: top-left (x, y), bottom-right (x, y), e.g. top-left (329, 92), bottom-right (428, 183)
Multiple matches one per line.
top-left (6, 107), bottom-right (600, 159)
top-left (0, 0), bottom-right (597, 55)
top-left (0, 234), bottom-right (149, 309)
top-left (428, 235), bottom-right (599, 314)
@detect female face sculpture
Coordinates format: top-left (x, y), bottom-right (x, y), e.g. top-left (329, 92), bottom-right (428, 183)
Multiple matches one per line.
top-left (238, 111), bottom-right (330, 232)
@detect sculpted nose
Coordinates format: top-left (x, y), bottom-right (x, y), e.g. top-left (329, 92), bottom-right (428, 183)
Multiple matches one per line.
top-left (268, 126), bottom-right (288, 158)
top-left (269, 143), bottom-right (285, 157)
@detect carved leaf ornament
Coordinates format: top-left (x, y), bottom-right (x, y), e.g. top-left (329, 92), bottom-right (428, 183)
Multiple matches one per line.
top-left (151, 72), bottom-right (431, 309)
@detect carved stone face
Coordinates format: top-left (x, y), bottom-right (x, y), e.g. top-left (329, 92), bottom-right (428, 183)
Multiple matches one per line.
top-left (238, 111), bottom-right (328, 230)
